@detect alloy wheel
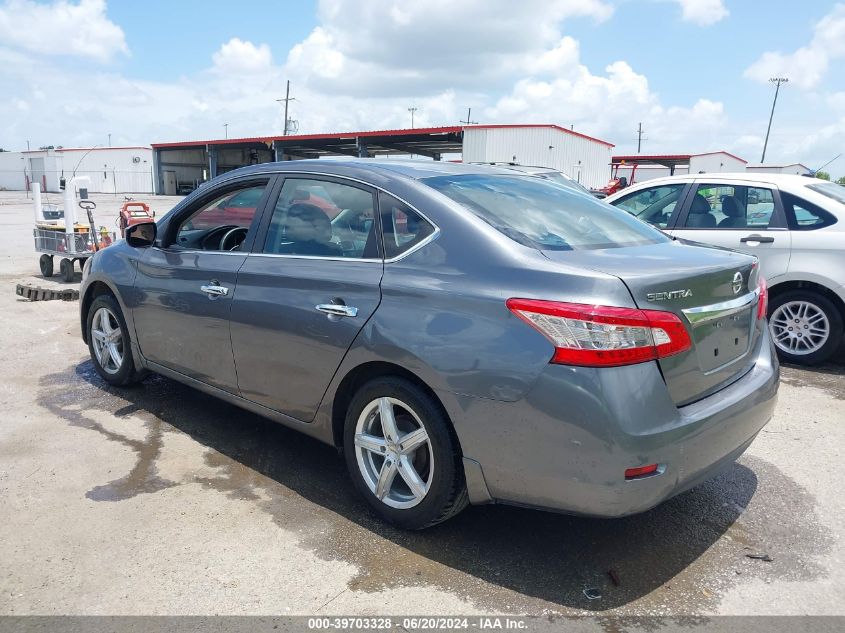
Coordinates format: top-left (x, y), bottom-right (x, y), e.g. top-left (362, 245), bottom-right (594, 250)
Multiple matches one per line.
top-left (770, 300), bottom-right (830, 356)
top-left (354, 396), bottom-right (433, 509)
top-left (90, 307), bottom-right (125, 374)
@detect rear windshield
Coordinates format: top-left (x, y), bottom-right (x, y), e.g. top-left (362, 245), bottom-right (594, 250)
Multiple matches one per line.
top-left (806, 182), bottom-right (845, 206)
top-left (424, 174), bottom-right (669, 251)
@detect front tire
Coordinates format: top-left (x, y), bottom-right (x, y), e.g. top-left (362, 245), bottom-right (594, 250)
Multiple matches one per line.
top-left (86, 294), bottom-right (146, 386)
top-left (343, 377), bottom-right (468, 529)
top-left (39, 254), bottom-right (54, 277)
top-left (769, 290), bottom-right (843, 365)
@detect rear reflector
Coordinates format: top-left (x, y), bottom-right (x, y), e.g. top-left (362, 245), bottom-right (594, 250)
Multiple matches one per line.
top-left (625, 464), bottom-right (659, 480)
top-left (507, 299), bottom-right (692, 367)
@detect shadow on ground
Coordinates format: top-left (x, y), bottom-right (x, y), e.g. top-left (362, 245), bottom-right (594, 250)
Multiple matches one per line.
top-left (37, 360), bottom-right (832, 615)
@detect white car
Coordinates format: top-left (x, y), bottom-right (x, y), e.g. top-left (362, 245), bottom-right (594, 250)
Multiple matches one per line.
top-left (606, 173), bottom-right (845, 365)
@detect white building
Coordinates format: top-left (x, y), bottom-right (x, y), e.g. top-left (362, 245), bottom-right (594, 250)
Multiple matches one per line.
top-left (462, 124), bottom-right (614, 189)
top-left (611, 151), bottom-right (749, 185)
top-left (746, 163), bottom-right (810, 176)
top-left (0, 146), bottom-right (154, 193)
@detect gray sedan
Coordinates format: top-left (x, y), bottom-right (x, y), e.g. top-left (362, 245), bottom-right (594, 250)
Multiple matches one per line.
top-left (80, 160), bottom-right (778, 529)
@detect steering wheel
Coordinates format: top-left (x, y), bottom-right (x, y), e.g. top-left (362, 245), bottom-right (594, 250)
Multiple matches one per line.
top-left (200, 225), bottom-right (238, 250)
top-left (220, 227), bottom-right (249, 251)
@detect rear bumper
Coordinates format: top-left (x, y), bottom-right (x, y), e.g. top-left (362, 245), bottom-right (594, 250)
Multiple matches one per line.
top-left (447, 325), bottom-right (779, 517)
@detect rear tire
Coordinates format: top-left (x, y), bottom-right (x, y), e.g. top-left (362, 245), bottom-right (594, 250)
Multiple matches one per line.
top-left (39, 254), bottom-right (53, 278)
top-left (769, 289), bottom-right (843, 365)
top-left (343, 377), bottom-right (468, 529)
top-left (86, 294), bottom-right (147, 386)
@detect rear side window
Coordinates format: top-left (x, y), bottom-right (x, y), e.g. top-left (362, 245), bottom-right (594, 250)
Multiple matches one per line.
top-left (781, 192), bottom-right (837, 230)
top-left (380, 193), bottom-right (435, 259)
top-left (612, 184), bottom-right (686, 228)
top-left (425, 174), bottom-right (668, 251)
top-left (681, 184), bottom-right (775, 229)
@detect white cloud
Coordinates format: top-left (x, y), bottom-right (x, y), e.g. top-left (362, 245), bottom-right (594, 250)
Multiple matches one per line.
top-left (0, 0), bottom-right (127, 62)
top-left (212, 38), bottom-right (273, 74)
top-left (673, 0), bottom-right (728, 26)
top-left (745, 3), bottom-right (845, 89)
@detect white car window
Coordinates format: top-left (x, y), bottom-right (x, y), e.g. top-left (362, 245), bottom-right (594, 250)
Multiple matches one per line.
top-left (612, 184), bottom-right (686, 229)
top-left (682, 184), bottom-right (775, 230)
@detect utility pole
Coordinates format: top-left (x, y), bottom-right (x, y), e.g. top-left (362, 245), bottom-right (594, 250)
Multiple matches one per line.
top-left (408, 106), bottom-right (418, 128)
top-left (761, 77), bottom-right (788, 163)
top-left (460, 107), bottom-right (477, 125)
top-left (276, 80), bottom-right (296, 135)
top-left (223, 123), bottom-right (228, 139)
top-left (636, 122), bottom-right (646, 153)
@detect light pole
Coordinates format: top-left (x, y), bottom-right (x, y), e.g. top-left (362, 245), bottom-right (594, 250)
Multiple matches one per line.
top-left (224, 123), bottom-right (228, 139)
top-left (408, 107), bottom-right (418, 128)
top-left (761, 77), bottom-right (788, 163)
top-left (108, 133), bottom-right (111, 147)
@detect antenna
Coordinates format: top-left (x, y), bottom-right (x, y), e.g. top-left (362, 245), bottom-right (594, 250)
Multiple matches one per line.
top-left (460, 107), bottom-right (478, 125)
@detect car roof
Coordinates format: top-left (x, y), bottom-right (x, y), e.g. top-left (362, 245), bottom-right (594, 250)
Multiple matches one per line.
top-left (216, 158), bottom-right (522, 182)
top-left (617, 172), bottom-right (823, 188)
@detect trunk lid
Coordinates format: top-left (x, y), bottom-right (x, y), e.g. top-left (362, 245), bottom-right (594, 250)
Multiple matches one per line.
top-left (542, 240), bottom-right (761, 405)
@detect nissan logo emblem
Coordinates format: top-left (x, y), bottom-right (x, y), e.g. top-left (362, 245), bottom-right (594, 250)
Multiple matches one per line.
top-left (732, 271), bottom-right (743, 295)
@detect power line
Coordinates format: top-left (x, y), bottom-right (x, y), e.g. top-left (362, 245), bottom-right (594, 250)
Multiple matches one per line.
top-left (761, 77), bottom-right (788, 163)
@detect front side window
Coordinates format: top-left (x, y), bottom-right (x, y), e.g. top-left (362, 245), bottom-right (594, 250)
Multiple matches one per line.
top-left (175, 181), bottom-right (268, 251)
top-left (380, 193), bottom-right (435, 259)
top-left (425, 174), bottom-right (668, 251)
top-left (263, 178), bottom-right (378, 258)
top-left (781, 192), bottom-right (837, 230)
top-left (612, 184), bottom-right (686, 228)
top-left (682, 184), bottom-right (775, 229)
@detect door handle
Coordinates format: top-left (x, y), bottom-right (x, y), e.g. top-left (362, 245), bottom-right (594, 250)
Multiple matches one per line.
top-left (316, 303), bottom-right (358, 318)
top-left (740, 235), bottom-right (774, 244)
top-left (200, 284), bottom-right (229, 297)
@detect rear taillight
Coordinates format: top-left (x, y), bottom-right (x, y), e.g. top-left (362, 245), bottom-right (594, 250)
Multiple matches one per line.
top-left (507, 299), bottom-right (692, 368)
top-left (756, 274), bottom-right (768, 320)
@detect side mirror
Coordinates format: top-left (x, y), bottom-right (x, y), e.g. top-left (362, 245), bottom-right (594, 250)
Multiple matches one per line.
top-left (125, 221), bottom-right (156, 248)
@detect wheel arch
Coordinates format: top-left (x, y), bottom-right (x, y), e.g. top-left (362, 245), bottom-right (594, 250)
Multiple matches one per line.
top-left (330, 361), bottom-right (456, 450)
top-left (768, 279), bottom-right (845, 320)
top-left (80, 280), bottom-right (118, 344)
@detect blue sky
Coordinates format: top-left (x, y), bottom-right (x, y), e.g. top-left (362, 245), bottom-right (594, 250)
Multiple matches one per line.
top-left (1, 0), bottom-right (844, 177)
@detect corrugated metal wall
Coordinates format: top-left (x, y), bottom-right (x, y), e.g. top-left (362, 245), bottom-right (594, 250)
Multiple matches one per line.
top-left (462, 127), bottom-right (613, 188)
top-left (689, 153), bottom-right (746, 174)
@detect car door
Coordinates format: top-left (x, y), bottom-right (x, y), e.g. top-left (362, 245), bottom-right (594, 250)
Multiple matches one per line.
top-left (669, 181), bottom-right (792, 280)
top-left (131, 176), bottom-right (276, 394)
top-left (229, 175), bottom-right (384, 422)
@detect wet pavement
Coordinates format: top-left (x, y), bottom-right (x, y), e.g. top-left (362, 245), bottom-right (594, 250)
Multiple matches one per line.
top-left (0, 191), bottom-right (843, 616)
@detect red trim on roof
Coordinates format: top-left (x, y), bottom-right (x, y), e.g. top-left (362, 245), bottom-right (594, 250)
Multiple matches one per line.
top-left (152, 126), bottom-right (463, 149)
top-left (613, 154), bottom-right (692, 162)
top-left (612, 151), bottom-right (747, 163)
top-left (55, 146), bottom-right (151, 152)
top-left (467, 124), bottom-right (614, 147)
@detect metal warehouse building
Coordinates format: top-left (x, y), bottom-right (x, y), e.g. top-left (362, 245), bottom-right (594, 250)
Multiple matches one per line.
top-left (151, 124), bottom-right (615, 195)
top-left (0, 146), bottom-right (154, 193)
